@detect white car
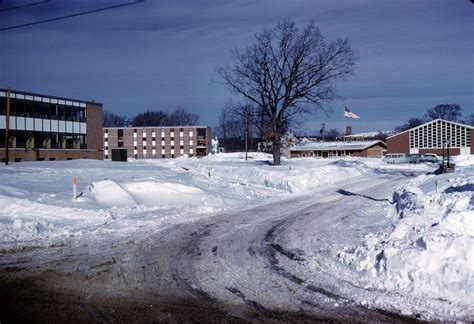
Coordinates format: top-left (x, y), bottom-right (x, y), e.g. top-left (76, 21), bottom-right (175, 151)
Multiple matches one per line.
top-left (383, 153), bottom-right (412, 164)
top-left (420, 153), bottom-right (442, 164)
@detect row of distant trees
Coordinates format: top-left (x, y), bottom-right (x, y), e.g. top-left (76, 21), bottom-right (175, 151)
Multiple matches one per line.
top-left (396, 104), bottom-right (474, 132)
top-left (103, 108), bottom-right (199, 127)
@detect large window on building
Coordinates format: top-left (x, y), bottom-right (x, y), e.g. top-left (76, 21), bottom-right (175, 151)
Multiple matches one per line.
top-left (409, 120), bottom-right (471, 149)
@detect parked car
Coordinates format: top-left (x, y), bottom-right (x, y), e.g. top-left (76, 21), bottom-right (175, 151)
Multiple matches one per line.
top-left (408, 154), bottom-right (424, 164)
top-left (383, 153), bottom-right (412, 164)
top-left (420, 153), bottom-right (442, 164)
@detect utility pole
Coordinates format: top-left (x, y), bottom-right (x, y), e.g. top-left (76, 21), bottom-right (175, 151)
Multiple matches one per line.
top-left (245, 111), bottom-right (249, 161)
top-left (5, 88), bottom-right (10, 165)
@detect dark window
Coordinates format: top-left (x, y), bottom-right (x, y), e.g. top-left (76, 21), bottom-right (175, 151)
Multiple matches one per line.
top-left (34, 100), bottom-right (42, 118)
top-left (197, 128), bottom-right (206, 137)
top-left (105, 137), bottom-right (108, 142)
top-left (105, 129), bottom-right (108, 133)
top-left (41, 102), bottom-right (51, 119)
top-left (180, 128), bottom-right (183, 131)
top-left (134, 146), bottom-right (137, 149)
top-left (79, 108), bottom-right (86, 122)
top-left (171, 137), bottom-right (174, 141)
top-left (171, 146), bottom-right (174, 149)
top-left (15, 98), bottom-right (24, 117)
top-left (50, 104), bottom-right (58, 120)
top-left (118, 141), bottom-right (123, 148)
top-left (143, 146), bottom-right (146, 150)
top-left (161, 137), bottom-right (165, 141)
top-left (25, 99), bottom-right (34, 118)
top-left (171, 154), bottom-right (174, 158)
top-left (162, 155), bottom-right (165, 158)
top-left (134, 129), bottom-right (137, 132)
top-left (143, 137), bottom-right (146, 141)
top-left (118, 129), bottom-right (124, 138)
top-left (0, 96), bottom-right (5, 115)
top-left (180, 146), bottom-right (184, 149)
top-left (58, 104), bottom-right (66, 120)
top-left (152, 137), bottom-right (156, 141)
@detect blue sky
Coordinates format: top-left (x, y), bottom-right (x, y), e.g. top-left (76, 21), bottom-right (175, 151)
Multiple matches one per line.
top-left (1, 0), bottom-right (473, 134)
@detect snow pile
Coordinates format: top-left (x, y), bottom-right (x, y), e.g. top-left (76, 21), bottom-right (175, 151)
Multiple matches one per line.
top-left (338, 164), bottom-right (474, 313)
top-left (157, 153), bottom-right (375, 194)
top-left (0, 155), bottom-right (382, 246)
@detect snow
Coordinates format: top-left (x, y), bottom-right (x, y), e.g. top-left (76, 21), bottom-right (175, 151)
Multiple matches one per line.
top-left (334, 155), bottom-right (474, 319)
top-left (0, 153), bottom-right (472, 320)
top-left (0, 154), bottom-right (384, 246)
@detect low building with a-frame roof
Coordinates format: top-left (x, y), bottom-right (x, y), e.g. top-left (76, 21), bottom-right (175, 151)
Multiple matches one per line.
top-left (387, 119), bottom-right (473, 156)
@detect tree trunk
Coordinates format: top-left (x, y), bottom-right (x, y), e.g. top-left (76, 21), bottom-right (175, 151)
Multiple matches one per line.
top-left (272, 144), bottom-right (281, 165)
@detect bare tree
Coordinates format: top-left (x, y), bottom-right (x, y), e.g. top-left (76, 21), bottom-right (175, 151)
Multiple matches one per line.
top-left (218, 19), bottom-right (357, 165)
top-left (131, 110), bottom-right (168, 127)
top-left (103, 110), bottom-right (129, 127)
top-left (425, 104), bottom-right (462, 122)
top-left (395, 117), bottom-right (425, 132)
top-left (462, 113), bottom-right (474, 126)
top-left (167, 108), bottom-right (200, 126)
top-left (325, 128), bottom-right (341, 140)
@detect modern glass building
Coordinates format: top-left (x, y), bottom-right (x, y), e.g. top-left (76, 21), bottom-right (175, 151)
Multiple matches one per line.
top-left (0, 89), bottom-right (104, 162)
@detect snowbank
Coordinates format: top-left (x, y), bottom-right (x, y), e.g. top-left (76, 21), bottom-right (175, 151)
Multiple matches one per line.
top-left (338, 159), bottom-right (474, 317)
top-left (0, 155), bottom-right (389, 246)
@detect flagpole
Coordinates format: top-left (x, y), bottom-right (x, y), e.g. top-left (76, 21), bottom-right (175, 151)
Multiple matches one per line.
top-left (343, 106), bottom-right (346, 157)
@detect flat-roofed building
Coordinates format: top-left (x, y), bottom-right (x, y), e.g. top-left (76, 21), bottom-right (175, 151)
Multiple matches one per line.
top-left (104, 126), bottom-right (212, 159)
top-left (0, 89), bottom-right (103, 162)
top-left (290, 140), bottom-right (387, 158)
top-left (387, 119), bottom-right (473, 156)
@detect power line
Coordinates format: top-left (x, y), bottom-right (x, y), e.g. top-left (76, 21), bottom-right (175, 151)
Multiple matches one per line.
top-left (0, 0), bottom-right (144, 31)
top-left (0, 0), bottom-right (50, 13)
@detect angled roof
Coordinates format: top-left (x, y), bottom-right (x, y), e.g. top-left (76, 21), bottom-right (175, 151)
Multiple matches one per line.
top-left (291, 140), bottom-right (386, 152)
top-left (387, 118), bottom-right (474, 139)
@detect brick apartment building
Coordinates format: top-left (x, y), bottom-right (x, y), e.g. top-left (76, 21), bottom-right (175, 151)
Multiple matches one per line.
top-left (104, 126), bottom-right (212, 159)
top-left (0, 89), bottom-right (103, 162)
top-left (387, 119), bottom-right (473, 156)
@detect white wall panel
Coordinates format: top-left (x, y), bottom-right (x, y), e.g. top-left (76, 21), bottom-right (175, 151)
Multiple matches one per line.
top-left (66, 121), bottom-right (73, 133)
top-left (14, 117), bottom-right (23, 130)
top-left (51, 120), bottom-right (58, 132)
top-left (73, 122), bottom-right (80, 133)
top-left (59, 121), bottom-right (66, 132)
top-left (34, 118), bottom-right (42, 131)
top-left (43, 119), bottom-right (51, 132)
top-left (0, 116), bottom-right (5, 128)
top-left (25, 118), bottom-right (34, 131)
top-left (80, 122), bottom-right (87, 134)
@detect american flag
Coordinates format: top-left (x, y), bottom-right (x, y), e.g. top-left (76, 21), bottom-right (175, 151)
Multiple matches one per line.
top-left (344, 107), bottom-right (360, 119)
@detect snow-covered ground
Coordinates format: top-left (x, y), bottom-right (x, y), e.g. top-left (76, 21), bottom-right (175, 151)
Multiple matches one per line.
top-left (0, 153), bottom-right (427, 246)
top-left (0, 153), bottom-right (472, 320)
top-left (334, 155), bottom-right (474, 319)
